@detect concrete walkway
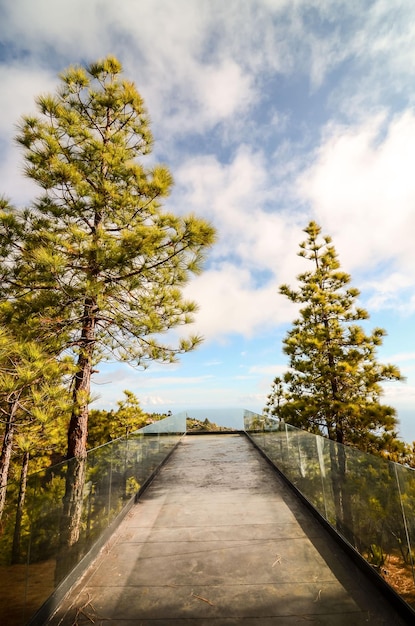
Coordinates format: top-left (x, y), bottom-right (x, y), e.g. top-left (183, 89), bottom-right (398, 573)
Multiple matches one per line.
top-left (49, 434), bottom-right (407, 625)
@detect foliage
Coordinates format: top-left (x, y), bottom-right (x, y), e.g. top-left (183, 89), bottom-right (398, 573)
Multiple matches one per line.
top-left (2, 56), bottom-right (215, 460)
top-left (186, 417), bottom-right (233, 432)
top-left (0, 324), bottom-right (71, 517)
top-left (249, 425), bottom-right (415, 603)
top-left (88, 390), bottom-right (152, 448)
top-left (271, 221), bottom-right (403, 455)
top-left (263, 376), bottom-right (285, 420)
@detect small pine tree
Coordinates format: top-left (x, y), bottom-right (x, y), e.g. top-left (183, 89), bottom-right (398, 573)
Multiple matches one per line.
top-left (0, 327), bottom-right (71, 518)
top-left (277, 221), bottom-right (403, 455)
top-left (263, 376), bottom-right (286, 421)
top-left (87, 390), bottom-right (148, 447)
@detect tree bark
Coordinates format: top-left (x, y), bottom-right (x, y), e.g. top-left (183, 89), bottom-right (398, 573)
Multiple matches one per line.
top-left (329, 442), bottom-right (354, 544)
top-left (56, 299), bottom-right (96, 582)
top-left (11, 450), bottom-right (29, 564)
top-left (67, 297), bottom-right (97, 460)
top-left (0, 396), bottom-right (20, 519)
top-left (56, 456), bottom-right (87, 584)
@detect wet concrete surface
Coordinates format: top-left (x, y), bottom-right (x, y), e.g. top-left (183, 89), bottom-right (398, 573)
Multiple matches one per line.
top-left (48, 434), bottom-right (408, 625)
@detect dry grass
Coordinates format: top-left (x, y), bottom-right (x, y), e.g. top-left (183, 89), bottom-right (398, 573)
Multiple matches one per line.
top-left (382, 554), bottom-right (415, 607)
top-left (0, 560), bottom-right (55, 626)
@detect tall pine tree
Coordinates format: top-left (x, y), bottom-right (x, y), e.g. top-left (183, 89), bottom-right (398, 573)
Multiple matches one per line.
top-left (11, 56), bottom-right (216, 462)
top-left (277, 221), bottom-right (403, 454)
top-left (2, 57), bottom-right (216, 552)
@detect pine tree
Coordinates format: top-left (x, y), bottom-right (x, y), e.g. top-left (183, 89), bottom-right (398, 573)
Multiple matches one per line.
top-left (10, 394), bottom-right (69, 564)
top-left (87, 390), bottom-right (148, 447)
top-left (278, 221), bottom-right (403, 454)
top-left (5, 56), bottom-right (215, 552)
top-left (111, 390), bottom-right (147, 437)
top-left (263, 376), bottom-right (286, 421)
top-left (11, 56), bottom-right (216, 462)
top-left (0, 327), bottom-right (71, 519)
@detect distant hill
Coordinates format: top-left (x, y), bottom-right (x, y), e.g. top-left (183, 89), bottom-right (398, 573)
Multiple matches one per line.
top-left (186, 417), bottom-right (234, 432)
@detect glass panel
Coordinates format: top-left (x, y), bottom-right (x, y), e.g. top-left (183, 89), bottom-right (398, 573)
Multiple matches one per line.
top-left (0, 412), bottom-right (185, 625)
top-left (392, 462), bottom-right (415, 604)
top-left (139, 410), bottom-right (186, 433)
top-left (185, 408), bottom-right (244, 430)
top-left (244, 411), bottom-right (415, 609)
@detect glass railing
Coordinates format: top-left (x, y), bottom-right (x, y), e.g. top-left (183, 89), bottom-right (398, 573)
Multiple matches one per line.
top-left (0, 411), bottom-right (186, 626)
top-left (244, 412), bottom-right (415, 609)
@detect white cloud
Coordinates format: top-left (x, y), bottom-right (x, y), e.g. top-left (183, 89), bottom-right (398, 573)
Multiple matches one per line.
top-left (0, 64), bottom-right (58, 203)
top-left (174, 146), bottom-right (305, 270)
top-left (298, 112), bottom-right (415, 303)
top-left (2, 1), bottom-right (415, 157)
top-left (3, 0), bottom-right (415, 424)
top-left (0, 65), bottom-right (54, 135)
top-left (0, 0), bottom-right (114, 58)
top-left (0, 2), bottom-right (255, 147)
top-left (138, 396), bottom-right (171, 406)
top-left (174, 147), bottom-right (268, 220)
top-left (197, 60), bottom-right (254, 121)
top-left (388, 353), bottom-right (415, 363)
top-left (383, 382), bottom-right (415, 405)
top-left (168, 145), bottom-right (309, 340)
top-left (91, 363), bottom-right (219, 410)
top-left (238, 392), bottom-right (266, 405)
top-left (2, 0), bottom-right (410, 151)
top-left (249, 364), bottom-right (287, 376)
top-left (3, 2), bottom-right (414, 334)
top-left (183, 263), bottom-right (296, 340)
top-left (363, 273), bottom-right (415, 313)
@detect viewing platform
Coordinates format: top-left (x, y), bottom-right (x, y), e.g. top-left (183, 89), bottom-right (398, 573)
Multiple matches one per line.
top-left (46, 434), bottom-right (408, 625)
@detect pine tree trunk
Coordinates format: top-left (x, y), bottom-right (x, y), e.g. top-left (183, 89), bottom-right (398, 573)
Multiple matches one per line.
top-left (329, 443), bottom-right (343, 525)
top-left (329, 442), bottom-right (354, 544)
top-left (56, 300), bottom-right (96, 581)
top-left (336, 442), bottom-right (354, 544)
top-left (61, 455), bottom-right (88, 547)
top-left (62, 298), bottom-right (95, 538)
top-left (67, 297), bottom-right (97, 460)
top-left (0, 396), bottom-right (20, 519)
top-left (11, 450), bottom-right (29, 564)
top-left (56, 456), bottom-right (87, 583)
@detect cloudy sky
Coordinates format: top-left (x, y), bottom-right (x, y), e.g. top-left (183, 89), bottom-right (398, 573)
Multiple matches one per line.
top-left (1, 0), bottom-right (415, 440)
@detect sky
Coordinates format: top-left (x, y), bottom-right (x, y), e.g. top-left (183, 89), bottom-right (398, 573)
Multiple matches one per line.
top-left (1, 0), bottom-right (415, 441)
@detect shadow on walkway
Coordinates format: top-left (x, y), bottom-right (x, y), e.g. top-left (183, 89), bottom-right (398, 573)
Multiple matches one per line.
top-left (48, 434), bottom-right (407, 625)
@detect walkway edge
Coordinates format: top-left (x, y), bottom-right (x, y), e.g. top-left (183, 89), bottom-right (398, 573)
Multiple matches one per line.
top-left (244, 430), bottom-right (415, 624)
top-left (29, 435), bottom-right (185, 626)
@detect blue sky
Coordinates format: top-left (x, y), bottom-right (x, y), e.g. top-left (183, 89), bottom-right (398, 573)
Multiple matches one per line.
top-left (1, 1), bottom-right (415, 441)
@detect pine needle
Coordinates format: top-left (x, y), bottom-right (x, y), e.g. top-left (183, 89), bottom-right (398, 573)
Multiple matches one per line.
top-left (314, 589), bottom-right (322, 602)
top-left (191, 591), bottom-right (214, 606)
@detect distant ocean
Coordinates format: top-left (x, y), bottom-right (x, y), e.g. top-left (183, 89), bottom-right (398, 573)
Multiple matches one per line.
top-left (178, 407), bottom-right (415, 445)
top-left (183, 407), bottom-right (249, 430)
top-left (397, 409), bottom-right (415, 444)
